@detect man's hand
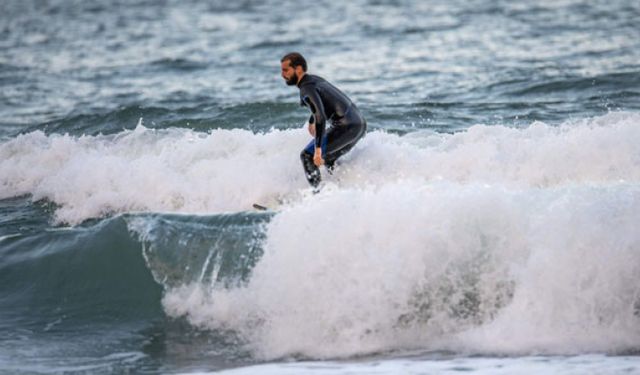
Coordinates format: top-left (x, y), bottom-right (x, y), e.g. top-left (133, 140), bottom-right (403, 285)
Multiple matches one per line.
top-left (307, 122), bottom-right (316, 136)
top-left (313, 147), bottom-right (324, 166)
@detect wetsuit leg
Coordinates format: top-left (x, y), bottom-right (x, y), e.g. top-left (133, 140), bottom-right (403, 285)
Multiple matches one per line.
top-left (300, 120), bottom-right (366, 187)
top-left (300, 146), bottom-right (321, 187)
top-left (323, 120), bottom-right (366, 167)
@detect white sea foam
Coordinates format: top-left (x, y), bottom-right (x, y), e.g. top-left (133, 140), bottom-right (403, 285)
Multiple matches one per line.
top-left (0, 123), bottom-right (309, 224)
top-left (3, 112), bottom-right (640, 358)
top-left (162, 180), bottom-right (640, 359)
top-left (1, 112), bottom-right (639, 224)
top-left (190, 355), bottom-right (640, 375)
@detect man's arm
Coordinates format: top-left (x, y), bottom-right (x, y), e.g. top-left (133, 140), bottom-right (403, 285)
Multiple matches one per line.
top-left (307, 115), bottom-right (315, 136)
top-left (302, 90), bottom-right (326, 166)
top-left (302, 89), bottom-right (326, 149)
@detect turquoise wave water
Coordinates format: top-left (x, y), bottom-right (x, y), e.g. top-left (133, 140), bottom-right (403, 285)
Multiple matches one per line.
top-left (0, 211), bottom-right (271, 373)
top-left (0, 211), bottom-right (272, 319)
top-left (0, 217), bottom-right (160, 321)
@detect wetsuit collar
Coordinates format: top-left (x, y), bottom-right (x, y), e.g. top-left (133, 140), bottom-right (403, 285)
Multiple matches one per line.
top-left (296, 73), bottom-right (309, 87)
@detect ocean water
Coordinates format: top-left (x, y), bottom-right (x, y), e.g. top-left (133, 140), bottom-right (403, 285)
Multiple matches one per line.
top-left (1, 0), bottom-right (640, 374)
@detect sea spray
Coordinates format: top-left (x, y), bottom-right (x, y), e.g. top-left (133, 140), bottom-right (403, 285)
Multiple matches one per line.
top-left (126, 212), bottom-right (270, 289)
top-left (1, 112), bottom-right (639, 224)
top-left (0, 127), bottom-right (307, 224)
top-left (160, 180), bottom-right (640, 359)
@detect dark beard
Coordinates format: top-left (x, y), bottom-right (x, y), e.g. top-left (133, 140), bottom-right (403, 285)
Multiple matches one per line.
top-left (285, 72), bottom-right (299, 86)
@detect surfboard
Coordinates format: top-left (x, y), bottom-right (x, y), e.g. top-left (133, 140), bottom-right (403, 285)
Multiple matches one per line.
top-left (252, 203), bottom-right (269, 211)
top-left (253, 195), bottom-right (287, 211)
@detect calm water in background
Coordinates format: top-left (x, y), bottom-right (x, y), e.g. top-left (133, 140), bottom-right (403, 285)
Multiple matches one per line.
top-left (1, 0), bottom-right (640, 373)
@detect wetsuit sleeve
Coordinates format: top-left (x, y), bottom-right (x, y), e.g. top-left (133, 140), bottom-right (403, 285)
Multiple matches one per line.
top-left (308, 114), bottom-right (314, 124)
top-left (302, 88), bottom-right (326, 148)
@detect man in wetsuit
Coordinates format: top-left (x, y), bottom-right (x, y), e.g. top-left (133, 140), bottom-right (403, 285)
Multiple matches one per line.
top-left (280, 52), bottom-right (367, 189)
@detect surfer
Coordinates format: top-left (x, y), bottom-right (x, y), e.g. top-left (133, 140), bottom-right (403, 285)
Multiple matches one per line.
top-left (280, 52), bottom-right (367, 189)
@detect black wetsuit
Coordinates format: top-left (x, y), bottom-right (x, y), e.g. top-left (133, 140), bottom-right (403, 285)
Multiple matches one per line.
top-left (298, 74), bottom-right (366, 187)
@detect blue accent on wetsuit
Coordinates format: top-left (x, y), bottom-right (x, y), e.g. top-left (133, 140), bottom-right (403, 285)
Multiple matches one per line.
top-left (297, 74), bottom-right (367, 188)
top-left (303, 135), bottom-right (327, 156)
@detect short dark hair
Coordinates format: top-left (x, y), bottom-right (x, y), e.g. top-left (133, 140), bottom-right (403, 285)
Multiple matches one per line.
top-left (281, 52), bottom-right (307, 72)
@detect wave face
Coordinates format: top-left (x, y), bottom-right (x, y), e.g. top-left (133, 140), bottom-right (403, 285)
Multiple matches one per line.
top-left (0, 216), bottom-right (162, 323)
top-left (0, 211), bottom-right (273, 373)
top-left (128, 212), bottom-right (270, 290)
top-left (4, 112), bottom-right (632, 359)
